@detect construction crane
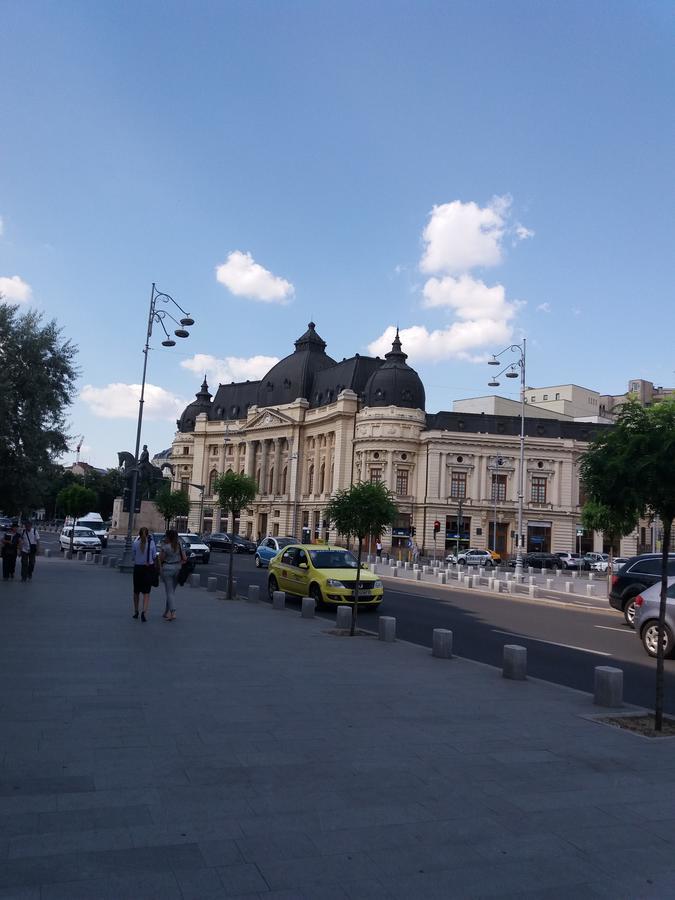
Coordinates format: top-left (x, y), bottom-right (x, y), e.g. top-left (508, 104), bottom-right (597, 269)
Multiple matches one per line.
top-left (74, 434), bottom-right (85, 464)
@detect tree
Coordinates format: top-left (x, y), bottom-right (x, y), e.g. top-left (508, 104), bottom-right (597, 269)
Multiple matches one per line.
top-left (580, 398), bottom-right (675, 731)
top-left (214, 471), bottom-right (257, 599)
top-left (325, 481), bottom-right (398, 636)
top-left (581, 499), bottom-right (636, 558)
top-left (0, 302), bottom-right (78, 517)
top-left (154, 484), bottom-right (190, 530)
top-left (56, 484), bottom-right (98, 555)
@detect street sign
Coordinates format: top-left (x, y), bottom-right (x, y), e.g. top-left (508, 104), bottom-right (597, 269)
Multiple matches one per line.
top-left (576, 528), bottom-right (584, 537)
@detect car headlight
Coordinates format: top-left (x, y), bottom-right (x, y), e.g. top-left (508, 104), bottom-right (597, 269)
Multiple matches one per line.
top-left (373, 580), bottom-right (383, 589)
top-left (327, 579), bottom-right (345, 588)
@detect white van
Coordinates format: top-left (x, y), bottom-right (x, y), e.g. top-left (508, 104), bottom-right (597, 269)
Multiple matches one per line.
top-left (74, 513), bottom-right (108, 548)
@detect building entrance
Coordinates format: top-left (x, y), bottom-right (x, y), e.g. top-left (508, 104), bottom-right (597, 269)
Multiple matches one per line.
top-left (527, 521), bottom-right (551, 553)
top-left (488, 521), bottom-right (509, 557)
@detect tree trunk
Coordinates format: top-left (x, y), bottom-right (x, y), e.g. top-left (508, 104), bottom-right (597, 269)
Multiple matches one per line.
top-left (227, 509), bottom-right (236, 599)
top-left (351, 536), bottom-right (362, 636)
top-left (655, 517), bottom-right (672, 731)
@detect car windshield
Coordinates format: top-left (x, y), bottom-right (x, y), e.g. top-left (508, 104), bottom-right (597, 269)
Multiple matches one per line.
top-left (74, 528), bottom-right (96, 537)
top-left (309, 549), bottom-right (359, 569)
top-left (276, 538), bottom-right (295, 549)
top-left (184, 536), bottom-right (204, 545)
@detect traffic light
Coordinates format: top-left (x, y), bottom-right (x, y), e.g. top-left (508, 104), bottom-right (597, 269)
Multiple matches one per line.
top-left (433, 519), bottom-right (441, 534)
top-left (411, 526), bottom-right (416, 537)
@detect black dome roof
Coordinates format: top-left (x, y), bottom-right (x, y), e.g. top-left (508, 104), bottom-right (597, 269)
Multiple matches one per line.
top-left (177, 377), bottom-right (212, 433)
top-left (256, 322), bottom-right (336, 407)
top-left (363, 330), bottom-right (425, 410)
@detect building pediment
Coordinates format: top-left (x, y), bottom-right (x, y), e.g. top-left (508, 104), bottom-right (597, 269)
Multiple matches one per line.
top-left (246, 408), bottom-right (295, 431)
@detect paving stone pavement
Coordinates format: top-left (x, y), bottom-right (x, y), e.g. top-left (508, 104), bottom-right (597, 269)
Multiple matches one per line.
top-left (1, 557), bottom-right (675, 899)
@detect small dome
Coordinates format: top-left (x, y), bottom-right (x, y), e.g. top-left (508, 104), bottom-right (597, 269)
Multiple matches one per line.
top-left (363, 330), bottom-right (425, 411)
top-left (177, 377), bottom-right (212, 432)
top-left (256, 322), bottom-right (336, 407)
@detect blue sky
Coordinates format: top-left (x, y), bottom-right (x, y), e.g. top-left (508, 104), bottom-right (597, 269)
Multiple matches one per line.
top-left (1, 0), bottom-right (673, 467)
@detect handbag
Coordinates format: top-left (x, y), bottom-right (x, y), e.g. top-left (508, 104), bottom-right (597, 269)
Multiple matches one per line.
top-left (148, 541), bottom-right (160, 587)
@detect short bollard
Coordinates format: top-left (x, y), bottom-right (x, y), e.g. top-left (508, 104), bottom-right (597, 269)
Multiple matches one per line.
top-left (44, 548), bottom-right (52, 559)
top-left (378, 616), bottom-right (396, 642)
top-left (528, 566), bottom-right (534, 575)
top-left (564, 582), bottom-right (573, 593)
top-left (272, 590), bottom-right (285, 610)
top-left (207, 576), bottom-right (218, 592)
top-left (93, 554), bottom-right (100, 565)
top-left (301, 597), bottom-right (315, 618)
top-left (432, 628), bottom-right (453, 659)
top-left (247, 584), bottom-right (260, 603)
top-left (546, 578), bottom-right (553, 590)
top-left (414, 570), bottom-right (421, 581)
top-left (437, 572), bottom-right (446, 584)
top-left (77, 551), bottom-right (84, 561)
top-left (529, 584), bottom-right (539, 598)
top-left (589, 572), bottom-right (595, 581)
top-left (594, 666), bottom-right (623, 707)
top-left (85, 552), bottom-right (93, 563)
top-left (336, 605), bottom-right (352, 629)
top-left (392, 568), bottom-right (398, 577)
top-left (586, 584), bottom-right (596, 597)
top-left (508, 580), bottom-right (516, 594)
top-left (503, 644), bottom-right (527, 680)
top-left (528, 575), bottom-right (535, 586)
top-left (396, 560), bottom-right (403, 568)
top-left (472, 575), bottom-right (480, 588)
top-left (189, 573), bottom-right (201, 588)
top-left (464, 575), bottom-right (472, 588)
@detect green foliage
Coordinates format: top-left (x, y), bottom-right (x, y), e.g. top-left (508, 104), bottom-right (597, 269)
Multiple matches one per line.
top-left (581, 499), bottom-right (636, 552)
top-left (214, 471), bottom-right (257, 516)
top-left (55, 484), bottom-right (98, 519)
top-left (154, 484), bottom-right (191, 528)
top-left (325, 480), bottom-right (398, 541)
top-left (0, 303), bottom-right (78, 515)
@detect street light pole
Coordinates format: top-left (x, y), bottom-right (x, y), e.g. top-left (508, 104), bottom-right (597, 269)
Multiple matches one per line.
top-left (119, 284), bottom-right (195, 572)
top-left (488, 338), bottom-right (527, 580)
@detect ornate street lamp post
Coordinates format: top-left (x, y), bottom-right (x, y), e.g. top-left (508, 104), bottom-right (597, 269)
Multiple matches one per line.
top-left (487, 339), bottom-right (527, 580)
top-left (119, 284), bottom-right (195, 572)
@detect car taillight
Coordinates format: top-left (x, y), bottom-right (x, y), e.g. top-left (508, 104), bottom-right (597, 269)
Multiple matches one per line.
top-left (611, 575), bottom-right (619, 587)
top-left (635, 595), bottom-right (644, 608)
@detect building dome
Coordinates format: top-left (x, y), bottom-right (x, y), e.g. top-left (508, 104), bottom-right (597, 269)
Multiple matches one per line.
top-left (256, 322), bottom-right (336, 407)
top-left (363, 330), bottom-right (425, 410)
top-left (177, 377), bottom-right (212, 433)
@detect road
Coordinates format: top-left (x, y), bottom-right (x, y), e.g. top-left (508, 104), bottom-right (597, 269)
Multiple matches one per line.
top-left (44, 533), bottom-right (675, 714)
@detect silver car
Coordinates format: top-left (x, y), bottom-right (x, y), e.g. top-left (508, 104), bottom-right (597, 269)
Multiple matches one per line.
top-left (634, 577), bottom-right (675, 658)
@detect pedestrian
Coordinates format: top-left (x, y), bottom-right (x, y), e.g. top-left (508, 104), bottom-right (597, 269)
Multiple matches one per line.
top-left (2, 523), bottom-right (20, 580)
top-left (132, 527), bottom-right (157, 622)
top-left (22, 520), bottom-right (39, 581)
top-left (376, 539), bottom-right (382, 559)
top-left (159, 529), bottom-right (186, 622)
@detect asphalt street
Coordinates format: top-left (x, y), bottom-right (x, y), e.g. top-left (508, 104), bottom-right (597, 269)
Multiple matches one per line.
top-left (45, 533), bottom-right (675, 714)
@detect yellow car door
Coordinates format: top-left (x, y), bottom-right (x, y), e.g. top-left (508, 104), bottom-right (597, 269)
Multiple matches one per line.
top-left (293, 548), bottom-right (312, 596)
top-left (275, 548), bottom-right (296, 592)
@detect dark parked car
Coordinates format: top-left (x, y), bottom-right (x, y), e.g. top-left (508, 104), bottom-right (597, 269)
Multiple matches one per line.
top-left (205, 532), bottom-right (256, 554)
top-left (609, 554), bottom-right (675, 627)
top-left (507, 552), bottom-right (561, 570)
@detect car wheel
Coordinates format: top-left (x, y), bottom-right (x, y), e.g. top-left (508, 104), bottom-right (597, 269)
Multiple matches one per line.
top-left (255, 555), bottom-right (261, 568)
top-left (268, 575), bottom-right (279, 601)
top-left (309, 583), bottom-right (324, 609)
top-left (624, 596), bottom-right (640, 627)
top-left (641, 621), bottom-right (675, 659)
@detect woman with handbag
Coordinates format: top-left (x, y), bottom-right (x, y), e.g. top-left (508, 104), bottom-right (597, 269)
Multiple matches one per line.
top-left (132, 527), bottom-right (158, 622)
top-left (159, 529), bottom-right (186, 622)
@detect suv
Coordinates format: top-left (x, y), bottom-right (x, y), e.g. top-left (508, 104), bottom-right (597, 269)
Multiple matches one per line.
top-left (178, 533), bottom-right (211, 564)
top-left (609, 554), bottom-right (675, 627)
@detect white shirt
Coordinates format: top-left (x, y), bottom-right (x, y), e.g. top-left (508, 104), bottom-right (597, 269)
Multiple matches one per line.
top-left (132, 537), bottom-right (157, 566)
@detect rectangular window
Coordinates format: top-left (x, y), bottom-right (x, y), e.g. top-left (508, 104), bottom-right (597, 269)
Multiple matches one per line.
top-left (180, 478), bottom-right (189, 492)
top-left (450, 471), bottom-right (467, 499)
top-left (491, 474), bottom-right (507, 502)
top-left (543, 394), bottom-right (548, 401)
top-left (530, 395), bottom-right (535, 402)
top-left (395, 470), bottom-right (409, 495)
top-left (555, 393), bottom-right (560, 400)
top-left (183, 447), bottom-right (189, 455)
top-left (370, 468), bottom-right (382, 484)
top-left (531, 476), bottom-right (547, 503)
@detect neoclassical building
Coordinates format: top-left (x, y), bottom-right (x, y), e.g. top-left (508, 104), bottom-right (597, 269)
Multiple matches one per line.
top-left (170, 322), bottom-right (637, 557)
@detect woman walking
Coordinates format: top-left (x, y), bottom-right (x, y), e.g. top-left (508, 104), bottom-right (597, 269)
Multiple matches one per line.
top-left (159, 529), bottom-right (185, 622)
top-left (132, 527), bottom-right (157, 622)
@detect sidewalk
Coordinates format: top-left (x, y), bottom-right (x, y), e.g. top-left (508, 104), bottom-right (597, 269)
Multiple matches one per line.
top-left (1, 558), bottom-right (674, 899)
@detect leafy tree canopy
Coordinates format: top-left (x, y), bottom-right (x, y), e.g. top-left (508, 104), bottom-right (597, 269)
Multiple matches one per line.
top-left (154, 484), bottom-right (190, 528)
top-left (55, 484), bottom-right (98, 520)
top-left (580, 499), bottom-right (636, 552)
top-left (0, 302), bottom-right (78, 516)
top-left (214, 471), bottom-right (257, 516)
top-left (325, 481), bottom-right (398, 541)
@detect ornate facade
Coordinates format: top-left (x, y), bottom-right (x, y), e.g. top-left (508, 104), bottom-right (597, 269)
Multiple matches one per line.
top-left (171, 323), bottom-right (638, 557)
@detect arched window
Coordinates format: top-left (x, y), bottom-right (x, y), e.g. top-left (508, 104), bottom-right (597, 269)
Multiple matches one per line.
top-left (208, 469), bottom-right (218, 497)
top-left (319, 463), bottom-right (325, 493)
top-left (281, 466), bottom-right (288, 494)
top-left (307, 465), bottom-right (314, 494)
top-left (268, 467), bottom-right (274, 494)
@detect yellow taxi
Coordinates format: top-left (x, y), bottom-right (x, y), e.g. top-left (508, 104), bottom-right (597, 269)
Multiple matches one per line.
top-left (267, 544), bottom-right (383, 608)
top-left (488, 549), bottom-right (502, 563)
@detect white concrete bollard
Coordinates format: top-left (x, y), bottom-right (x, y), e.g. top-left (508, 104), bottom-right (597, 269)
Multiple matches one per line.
top-left (565, 582), bottom-right (573, 593)
top-left (93, 554), bottom-right (100, 564)
top-left (44, 549), bottom-right (52, 558)
top-left (437, 572), bottom-right (446, 584)
top-left (589, 572), bottom-right (595, 581)
top-left (432, 628), bottom-right (453, 659)
top-left (464, 575), bottom-right (472, 588)
top-left (392, 568), bottom-right (398, 577)
top-left (528, 575), bottom-right (535, 586)
top-left (594, 666), bottom-right (623, 707)
top-left (247, 584), bottom-right (260, 603)
top-left (207, 576), bottom-right (218, 592)
top-left (396, 560), bottom-right (403, 568)
top-left (189, 573), bottom-right (201, 588)
top-left (503, 644), bottom-right (527, 680)
top-left (586, 584), bottom-right (596, 597)
top-left (572, 570), bottom-right (578, 579)
top-left (472, 575), bottom-right (480, 588)
top-left (272, 590), bottom-right (285, 610)
top-left (546, 578), bottom-right (553, 590)
top-left (508, 580), bottom-right (516, 594)
top-left (85, 552), bottom-right (93, 563)
top-left (336, 605), bottom-right (352, 630)
top-left (414, 570), bottom-right (421, 581)
top-left (529, 584), bottom-right (539, 598)
top-left (378, 616), bottom-right (396, 642)
top-left (301, 597), bottom-right (315, 618)
top-left (528, 566), bottom-right (534, 575)
top-left (77, 551), bottom-right (84, 561)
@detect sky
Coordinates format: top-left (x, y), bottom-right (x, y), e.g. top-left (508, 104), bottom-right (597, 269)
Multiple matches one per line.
top-left (1, 0), bottom-right (674, 467)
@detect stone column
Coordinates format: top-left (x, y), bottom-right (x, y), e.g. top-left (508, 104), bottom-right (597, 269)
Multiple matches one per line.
top-left (272, 438), bottom-right (282, 495)
top-left (260, 439), bottom-right (269, 495)
top-left (245, 441), bottom-right (256, 479)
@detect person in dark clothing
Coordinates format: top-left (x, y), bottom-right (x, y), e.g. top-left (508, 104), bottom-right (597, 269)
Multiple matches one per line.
top-left (2, 524), bottom-right (19, 580)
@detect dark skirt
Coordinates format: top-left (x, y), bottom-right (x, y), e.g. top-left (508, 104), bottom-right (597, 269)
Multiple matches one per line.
top-left (133, 565), bottom-right (154, 594)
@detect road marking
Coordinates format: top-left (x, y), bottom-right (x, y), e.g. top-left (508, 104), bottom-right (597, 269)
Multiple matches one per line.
top-left (594, 625), bottom-right (634, 634)
top-left (492, 630), bottom-right (611, 656)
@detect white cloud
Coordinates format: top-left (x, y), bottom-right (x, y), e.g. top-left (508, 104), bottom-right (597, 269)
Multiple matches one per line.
top-left (80, 383), bottom-right (185, 421)
top-left (536, 302), bottom-right (551, 313)
top-left (181, 353), bottom-right (279, 385)
top-left (0, 216), bottom-right (4, 236)
top-left (368, 321), bottom-right (513, 363)
top-left (215, 250), bottom-right (294, 303)
top-left (420, 195), bottom-right (512, 274)
top-left (422, 273), bottom-right (520, 322)
top-left (515, 223), bottom-right (534, 241)
top-left (0, 275), bottom-right (32, 303)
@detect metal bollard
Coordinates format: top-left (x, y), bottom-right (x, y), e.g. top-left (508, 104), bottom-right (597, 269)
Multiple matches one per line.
top-left (378, 616), bottom-right (396, 642)
top-left (503, 644), bottom-right (527, 680)
top-left (594, 666), bottom-right (623, 707)
top-left (432, 628), bottom-right (453, 659)
top-left (247, 584), bottom-right (260, 603)
top-left (301, 597), bottom-right (315, 618)
top-left (336, 605), bottom-right (352, 629)
top-left (272, 590), bottom-right (285, 610)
